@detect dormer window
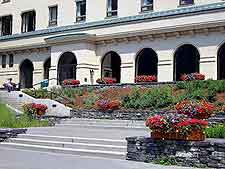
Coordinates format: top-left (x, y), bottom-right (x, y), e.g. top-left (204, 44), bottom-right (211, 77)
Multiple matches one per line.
top-left (21, 11), bottom-right (36, 33)
top-left (180, 0), bottom-right (194, 6)
top-left (0, 15), bottom-right (12, 36)
top-left (1, 0), bottom-right (10, 4)
top-left (49, 6), bottom-right (58, 27)
top-left (107, 0), bottom-right (118, 17)
top-left (141, 0), bottom-right (153, 12)
top-left (76, 0), bottom-right (86, 22)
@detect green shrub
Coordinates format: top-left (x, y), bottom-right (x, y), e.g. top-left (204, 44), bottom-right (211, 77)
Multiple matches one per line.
top-left (175, 81), bottom-right (186, 89)
top-left (122, 86), bottom-right (174, 110)
top-left (181, 89), bottom-right (207, 101)
top-left (23, 88), bottom-right (50, 99)
top-left (205, 124), bottom-right (225, 139)
top-left (83, 94), bottom-right (99, 109)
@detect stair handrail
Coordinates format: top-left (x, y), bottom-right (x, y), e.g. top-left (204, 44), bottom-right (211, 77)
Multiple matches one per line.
top-left (32, 78), bottom-right (57, 88)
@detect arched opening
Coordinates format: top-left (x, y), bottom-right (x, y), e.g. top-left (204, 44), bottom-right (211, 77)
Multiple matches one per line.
top-left (57, 52), bottom-right (77, 84)
top-left (101, 51), bottom-right (121, 83)
top-left (44, 58), bottom-right (51, 80)
top-left (20, 59), bottom-right (34, 89)
top-left (174, 44), bottom-right (200, 81)
top-left (135, 48), bottom-right (158, 78)
top-left (218, 43), bottom-right (225, 80)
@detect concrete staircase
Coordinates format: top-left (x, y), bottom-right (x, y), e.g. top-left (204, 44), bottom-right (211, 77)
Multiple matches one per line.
top-left (0, 118), bottom-right (148, 159)
top-left (0, 91), bottom-right (71, 117)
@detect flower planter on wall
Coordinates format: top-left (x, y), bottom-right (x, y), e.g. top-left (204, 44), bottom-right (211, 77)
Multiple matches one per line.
top-left (151, 130), bottom-right (205, 141)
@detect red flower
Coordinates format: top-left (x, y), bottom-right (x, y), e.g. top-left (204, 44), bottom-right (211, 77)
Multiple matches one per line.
top-left (63, 79), bottom-right (80, 86)
top-left (135, 75), bottom-right (157, 83)
top-left (96, 78), bottom-right (117, 84)
top-left (180, 73), bottom-right (205, 81)
top-left (176, 119), bottom-right (208, 127)
top-left (71, 80), bottom-right (80, 85)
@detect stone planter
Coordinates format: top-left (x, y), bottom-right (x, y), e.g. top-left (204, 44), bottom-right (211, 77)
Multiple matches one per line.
top-left (151, 130), bottom-right (205, 141)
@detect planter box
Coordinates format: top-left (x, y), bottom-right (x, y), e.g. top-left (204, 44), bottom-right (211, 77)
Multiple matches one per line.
top-left (151, 130), bottom-right (205, 141)
top-left (195, 113), bottom-right (212, 119)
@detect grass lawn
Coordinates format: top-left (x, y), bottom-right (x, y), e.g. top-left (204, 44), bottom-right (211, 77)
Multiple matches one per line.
top-left (0, 103), bottom-right (49, 128)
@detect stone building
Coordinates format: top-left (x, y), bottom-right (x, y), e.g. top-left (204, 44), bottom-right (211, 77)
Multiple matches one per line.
top-left (0, 0), bottom-right (225, 87)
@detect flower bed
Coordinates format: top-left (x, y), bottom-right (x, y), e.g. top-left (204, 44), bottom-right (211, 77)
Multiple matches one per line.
top-left (180, 73), bottom-right (205, 81)
top-left (175, 99), bottom-right (215, 119)
top-left (95, 99), bottom-right (121, 111)
top-left (146, 113), bottom-right (208, 141)
top-left (135, 75), bottom-right (157, 83)
top-left (96, 77), bottom-right (117, 84)
top-left (23, 103), bottom-right (48, 118)
top-left (63, 79), bottom-right (80, 86)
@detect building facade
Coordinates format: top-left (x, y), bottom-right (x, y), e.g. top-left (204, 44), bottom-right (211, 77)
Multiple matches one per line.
top-left (0, 0), bottom-right (225, 87)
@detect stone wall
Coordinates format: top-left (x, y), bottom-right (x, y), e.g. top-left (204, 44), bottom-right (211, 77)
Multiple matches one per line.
top-left (64, 81), bottom-right (176, 89)
top-left (0, 128), bottom-right (27, 142)
top-left (71, 109), bottom-right (225, 125)
top-left (126, 137), bottom-right (225, 168)
top-left (71, 109), bottom-right (157, 121)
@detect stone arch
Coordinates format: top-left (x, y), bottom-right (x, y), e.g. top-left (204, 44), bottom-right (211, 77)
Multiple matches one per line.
top-left (57, 52), bottom-right (77, 84)
top-left (174, 44), bottom-right (200, 81)
top-left (19, 59), bottom-right (34, 88)
top-left (43, 57), bottom-right (51, 80)
top-left (101, 51), bottom-right (121, 83)
top-left (135, 48), bottom-right (158, 78)
top-left (217, 43), bottom-right (225, 80)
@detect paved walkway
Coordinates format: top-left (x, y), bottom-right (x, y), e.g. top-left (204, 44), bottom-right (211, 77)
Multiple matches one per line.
top-left (0, 147), bottom-right (194, 169)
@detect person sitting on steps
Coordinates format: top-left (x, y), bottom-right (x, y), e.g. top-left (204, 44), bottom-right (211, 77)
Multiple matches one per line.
top-left (3, 78), bottom-right (16, 92)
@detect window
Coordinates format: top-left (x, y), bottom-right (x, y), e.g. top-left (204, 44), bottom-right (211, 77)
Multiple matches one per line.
top-left (2, 55), bottom-right (6, 68)
top-left (21, 11), bottom-right (36, 33)
top-left (107, 0), bottom-right (118, 17)
top-left (0, 15), bottom-right (12, 36)
top-left (9, 54), bottom-right (13, 67)
top-left (76, 0), bottom-right (86, 22)
top-left (180, 0), bottom-right (194, 6)
top-left (49, 6), bottom-right (58, 27)
top-left (1, 0), bottom-right (10, 4)
top-left (141, 0), bottom-right (153, 12)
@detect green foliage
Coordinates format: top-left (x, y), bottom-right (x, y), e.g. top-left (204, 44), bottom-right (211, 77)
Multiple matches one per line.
top-left (23, 80), bottom-right (225, 110)
top-left (23, 88), bottom-right (50, 99)
top-left (205, 124), bottom-right (225, 139)
top-left (0, 103), bottom-right (49, 128)
top-left (153, 157), bottom-right (177, 166)
top-left (122, 86), bottom-right (173, 110)
top-left (83, 94), bottom-right (99, 109)
top-left (178, 89), bottom-right (207, 101)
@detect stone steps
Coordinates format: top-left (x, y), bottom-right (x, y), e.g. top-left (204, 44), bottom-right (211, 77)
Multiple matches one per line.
top-left (61, 118), bottom-right (145, 124)
top-left (55, 123), bottom-right (146, 130)
top-left (0, 133), bottom-right (126, 159)
top-left (0, 142), bottom-right (126, 159)
top-left (59, 119), bottom-right (146, 129)
top-left (8, 138), bottom-right (126, 152)
top-left (17, 134), bottom-right (127, 146)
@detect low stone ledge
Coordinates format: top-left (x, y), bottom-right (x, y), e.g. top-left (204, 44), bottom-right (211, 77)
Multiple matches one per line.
top-left (126, 136), bottom-right (225, 168)
top-left (63, 81), bottom-right (177, 90)
top-left (0, 128), bottom-right (27, 142)
top-left (71, 109), bottom-right (225, 125)
top-left (71, 109), bottom-right (158, 120)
